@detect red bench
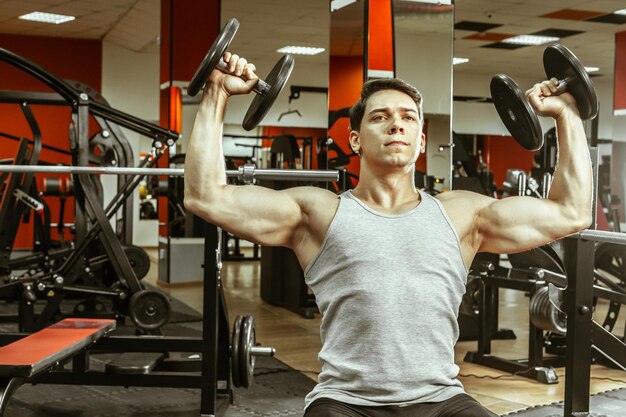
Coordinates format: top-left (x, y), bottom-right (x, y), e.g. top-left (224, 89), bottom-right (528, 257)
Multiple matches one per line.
top-left (0, 318), bottom-right (116, 415)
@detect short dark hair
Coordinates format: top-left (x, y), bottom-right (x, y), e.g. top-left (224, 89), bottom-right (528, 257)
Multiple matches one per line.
top-left (348, 78), bottom-right (423, 131)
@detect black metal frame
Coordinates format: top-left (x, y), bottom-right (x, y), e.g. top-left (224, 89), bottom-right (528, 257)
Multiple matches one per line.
top-left (0, 222), bottom-right (233, 416)
top-left (562, 234), bottom-right (626, 417)
top-left (0, 48), bottom-right (180, 331)
top-left (463, 266), bottom-right (564, 384)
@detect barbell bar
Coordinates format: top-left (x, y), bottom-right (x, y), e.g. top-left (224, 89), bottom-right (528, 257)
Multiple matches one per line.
top-left (578, 229), bottom-right (626, 246)
top-left (0, 164), bottom-right (339, 183)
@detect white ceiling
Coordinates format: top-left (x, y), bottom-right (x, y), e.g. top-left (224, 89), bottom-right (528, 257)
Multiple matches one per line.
top-left (1, 0), bottom-right (626, 82)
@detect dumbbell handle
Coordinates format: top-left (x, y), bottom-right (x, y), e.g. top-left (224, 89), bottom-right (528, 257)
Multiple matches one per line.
top-left (216, 59), bottom-right (270, 95)
top-left (250, 346), bottom-right (276, 356)
top-left (554, 78), bottom-right (568, 95)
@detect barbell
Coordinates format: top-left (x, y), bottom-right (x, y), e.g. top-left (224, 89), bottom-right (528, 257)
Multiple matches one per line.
top-left (491, 44), bottom-right (598, 151)
top-left (0, 164), bottom-right (339, 183)
top-left (187, 18), bottom-right (295, 131)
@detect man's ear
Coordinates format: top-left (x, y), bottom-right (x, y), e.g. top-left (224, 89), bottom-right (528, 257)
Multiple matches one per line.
top-left (349, 129), bottom-right (361, 155)
top-left (420, 132), bottom-right (426, 153)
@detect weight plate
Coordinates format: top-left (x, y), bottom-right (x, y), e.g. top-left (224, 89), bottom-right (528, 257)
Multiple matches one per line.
top-left (543, 44), bottom-right (598, 120)
top-left (459, 277), bottom-right (480, 316)
top-left (239, 315), bottom-right (256, 388)
top-left (187, 18), bottom-right (240, 97)
top-left (123, 245), bottom-right (151, 280)
top-left (128, 289), bottom-right (170, 331)
top-left (490, 74), bottom-right (543, 151)
top-left (530, 286), bottom-right (567, 334)
top-left (243, 55), bottom-right (295, 131)
top-left (231, 315), bottom-right (243, 388)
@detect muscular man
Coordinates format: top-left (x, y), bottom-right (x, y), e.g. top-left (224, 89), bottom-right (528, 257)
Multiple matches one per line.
top-left (184, 53), bottom-right (592, 417)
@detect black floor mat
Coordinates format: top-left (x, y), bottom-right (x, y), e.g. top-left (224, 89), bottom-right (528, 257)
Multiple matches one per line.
top-left (502, 387), bottom-right (626, 417)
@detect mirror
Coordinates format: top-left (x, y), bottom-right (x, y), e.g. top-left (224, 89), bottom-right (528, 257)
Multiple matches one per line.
top-left (393, 0), bottom-right (455, 193)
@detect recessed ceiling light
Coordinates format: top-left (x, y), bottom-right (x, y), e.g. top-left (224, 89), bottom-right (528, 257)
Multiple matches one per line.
top-left (585, 66), bottom-right (599, 73)
top-left (19, 11), bottom-right (75, 24)
top-left (502, 35), bottom-right (559, 46)
top-left (614, 8), bottom-right (626, 15)
top-left (453, 57), bottom-right (469, 65)
top-left (277, 46), bottom-right (325, 56)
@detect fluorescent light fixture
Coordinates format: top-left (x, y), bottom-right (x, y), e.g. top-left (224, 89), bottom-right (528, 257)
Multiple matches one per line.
top-left (502, 35), bottom-right (559, 46)
top-left (277, 46), bottom-right (325, 56)
top-left (614, 8), bottom-right (626, 15)
top-left (331, 0), bottom-right (357, 12)
top-left (585, 66), bottom-right (600, 73)
top-left (453, 57), bottom-right (469, 65)
top-left (19, 11), bottom-right (75, 24)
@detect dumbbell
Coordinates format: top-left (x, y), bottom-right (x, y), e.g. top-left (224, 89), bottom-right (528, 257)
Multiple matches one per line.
top-left (187, 18), bottom-right (295, 131)
top-left (490, 44), bottom-right (598, 151)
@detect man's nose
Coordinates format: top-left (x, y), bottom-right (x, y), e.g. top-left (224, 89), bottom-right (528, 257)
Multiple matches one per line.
top-left (389, 119), bottom-right (405, 134)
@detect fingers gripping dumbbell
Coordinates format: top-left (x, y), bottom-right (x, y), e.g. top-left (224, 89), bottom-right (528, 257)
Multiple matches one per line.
top-left (187, 18), bottom-right (295, 131)
top-left (231, 315), bottom-right (276, 388)
top-left (490, 44), bottom-right (598, 151)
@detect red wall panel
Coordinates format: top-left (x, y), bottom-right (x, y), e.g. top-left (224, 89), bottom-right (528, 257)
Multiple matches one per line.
top-left (614, 31), bottom-right (626, 113)
top-left (484, 135), bottom-right (534, 188)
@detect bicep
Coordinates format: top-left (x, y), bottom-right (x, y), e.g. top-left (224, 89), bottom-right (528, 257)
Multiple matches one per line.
top-left (186, 184), bottom-right (304, 248)
top-left (476, 196), bottom-right (575, 254)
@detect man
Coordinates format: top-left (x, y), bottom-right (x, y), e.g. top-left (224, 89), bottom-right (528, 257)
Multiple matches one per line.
top-left (184, 52), bottom-right (592, 417)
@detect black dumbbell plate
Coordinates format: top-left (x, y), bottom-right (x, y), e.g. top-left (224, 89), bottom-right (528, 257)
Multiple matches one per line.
top-left (543, 44), bottom-right (598, 120)
top-left (490, 74), bottom-right (543, 151)
top-left (187, 18), bottom-right (240, 97)
top-left (243, 55), bottom-right (294, 131)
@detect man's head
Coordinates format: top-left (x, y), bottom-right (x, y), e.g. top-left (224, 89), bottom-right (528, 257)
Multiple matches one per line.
top-left (349, 78), bottom-right (423, 132)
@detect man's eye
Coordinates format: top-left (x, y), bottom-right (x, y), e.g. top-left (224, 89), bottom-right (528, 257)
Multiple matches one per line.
top-left (405, 116), bottom-right (416, 121)
top-left (372, 115), bottom-right (385, 121)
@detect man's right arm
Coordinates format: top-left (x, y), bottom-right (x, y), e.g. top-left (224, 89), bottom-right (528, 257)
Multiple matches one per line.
top-left (183, 55), bottom-right (306, 249)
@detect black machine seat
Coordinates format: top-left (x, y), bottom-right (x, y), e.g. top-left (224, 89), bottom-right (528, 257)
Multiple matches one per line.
top-left (508, 243), bottom-right (565, 275)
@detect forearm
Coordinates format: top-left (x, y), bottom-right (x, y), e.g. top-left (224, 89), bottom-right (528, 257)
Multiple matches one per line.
top-left (548, 109), bottom-right (593, 228)
top-left (184, 84), bottom-right (229, 210)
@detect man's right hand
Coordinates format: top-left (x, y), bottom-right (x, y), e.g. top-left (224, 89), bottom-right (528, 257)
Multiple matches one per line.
top-left (206, 52), bottom-right (259, 98)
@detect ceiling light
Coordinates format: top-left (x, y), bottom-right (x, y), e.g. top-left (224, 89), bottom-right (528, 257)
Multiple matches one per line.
top-left (331, 0), bottom-right (357, 12)
top-left (585, 66), bottom-right (599, 73)
top-left (277, 46), bottom-right (325, 56)
top-left (614, 8), bottom-right (626, 15)
top-left (19, 11), bottom-right (75, 24)
top-left (453, 57), bottom-right (469, 65)
top-left (502, 35), bottom-right (559, 46)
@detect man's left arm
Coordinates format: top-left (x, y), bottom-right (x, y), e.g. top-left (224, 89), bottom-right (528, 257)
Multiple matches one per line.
top-left (471, 80), bottom-right (593, 254)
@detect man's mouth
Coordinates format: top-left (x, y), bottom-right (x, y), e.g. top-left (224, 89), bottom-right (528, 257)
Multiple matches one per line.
top-left (385, 140), bottom-right (409, 146)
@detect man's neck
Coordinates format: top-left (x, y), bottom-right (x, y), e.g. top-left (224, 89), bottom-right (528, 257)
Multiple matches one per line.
top-left (352, 166), bottom-right (419, 210)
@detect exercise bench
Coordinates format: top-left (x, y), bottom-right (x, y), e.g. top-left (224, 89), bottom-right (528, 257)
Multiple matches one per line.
top-left (0, 317), bottom-right (116, 416)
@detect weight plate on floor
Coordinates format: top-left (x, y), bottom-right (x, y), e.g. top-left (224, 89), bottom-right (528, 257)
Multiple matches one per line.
top-left (231, 315), bottom-right (243, 388)
top-left (543, 44), bottom-right (598, 120)
top-left (239, 315), bottom-right (256, 388)
top-left (490, 74), bottom-right (543, 151)
top-left (187, 18), bottom-right (239, 97)
top-left (243, 55), bottom-right (294, 131)
top-left (128, 289), bottom-right (170, 331)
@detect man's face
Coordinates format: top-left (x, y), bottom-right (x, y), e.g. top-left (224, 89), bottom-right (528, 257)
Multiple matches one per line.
top-left (349, 89), bottom-right (425, 168)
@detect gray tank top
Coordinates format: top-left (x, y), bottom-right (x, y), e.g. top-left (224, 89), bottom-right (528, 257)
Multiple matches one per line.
top-left (304, 189), bottom-right (468, 409)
